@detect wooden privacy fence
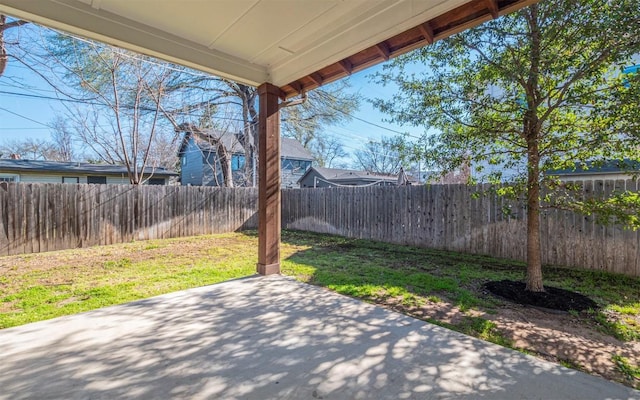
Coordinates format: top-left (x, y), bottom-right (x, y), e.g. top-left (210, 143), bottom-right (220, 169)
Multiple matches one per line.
top-left (1, 181), bottom-right (639, 277)
top-left (282, 181), bottom-right (640, 277)
top-left (0, 183), bottom-right (257, 256)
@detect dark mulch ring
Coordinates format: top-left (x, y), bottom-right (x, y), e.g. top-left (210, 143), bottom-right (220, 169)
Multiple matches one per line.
top-left (484, 280), bottom-right (598, 312)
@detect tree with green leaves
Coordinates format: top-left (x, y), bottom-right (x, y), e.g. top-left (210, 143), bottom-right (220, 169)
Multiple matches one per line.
top-left (372, 0), bottom-right (640, 292)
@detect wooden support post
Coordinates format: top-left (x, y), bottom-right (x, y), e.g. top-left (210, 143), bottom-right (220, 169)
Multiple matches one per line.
top-left (257, 82), bottom-right (281, 275)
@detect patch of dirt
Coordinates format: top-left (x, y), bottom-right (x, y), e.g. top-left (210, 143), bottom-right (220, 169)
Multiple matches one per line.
top-left (386, 296), bottom-right (483, 325)
top-left (0, 300), bottom-right (18, 313)
top-left (484, 280), bottom-right (598, 311)
top-left (488, 304), bottom-right (640, 387)
top-left (375, 291), bottom-right (638, 389)
top-left (0, 236), bottom-right (241, 277)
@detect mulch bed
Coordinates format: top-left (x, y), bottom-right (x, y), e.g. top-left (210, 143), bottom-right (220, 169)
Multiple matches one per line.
top-left (484, 280), bottom-right (598, 312)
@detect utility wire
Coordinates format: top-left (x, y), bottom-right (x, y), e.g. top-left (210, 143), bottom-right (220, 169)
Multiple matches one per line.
top-left (0, 107), bottom-right (53, 128)
top-left (322, 91), bottom-right (425, 140)
top-left (0, 89), bottom-right (257, 125)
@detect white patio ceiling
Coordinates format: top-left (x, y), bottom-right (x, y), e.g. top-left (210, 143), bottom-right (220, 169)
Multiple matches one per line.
top-left (0, 0), bottom-right (536, 97)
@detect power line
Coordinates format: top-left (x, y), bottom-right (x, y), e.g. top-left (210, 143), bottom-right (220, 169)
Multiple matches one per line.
top-left (0, 89), bottom-right (258, 125)
top-left (0, 127), bottom-right (51, 130)
top-left (10, 21), bottom-right (422, 143)
top-left (0, 107), bottom-right (53, 128)
top-left (321, 91), bottom-right (424, 139)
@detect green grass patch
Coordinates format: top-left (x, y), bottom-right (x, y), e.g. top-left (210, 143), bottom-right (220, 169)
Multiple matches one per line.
top-left (559, 358), bottom-right (583, 371)
top-left (612, 354), bottom-right (640, 384)
top-left (0, 233), bottom-right (270, 329)
top-left (594, 312), bottom-right (640, 342)
top-left (427, 316), bottom-right (512, 347)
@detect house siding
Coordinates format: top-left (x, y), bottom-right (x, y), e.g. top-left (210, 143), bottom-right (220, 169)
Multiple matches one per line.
top-left (106, 176), bottom-right (132, 185)
top-left (17, 174), bottom-right (64, 184)
top-left (282, 169), bottom-right (303, 188)
top-left (0, 159), bottom-right (175, 185)
top-left (180, 137), bottom-right (205, 186)
top-left (281, 158), bottom-right (311, 189)
top-left (298, 169), bottom-right (398, 188)
top-left (4, 172), bottom-right (166, 185)
top-left (178, 134), bottom-right (313, 188)
top-left (18, 174), bottom-right (88, 184)
top-left (299, 170), bottom-right (330, 188)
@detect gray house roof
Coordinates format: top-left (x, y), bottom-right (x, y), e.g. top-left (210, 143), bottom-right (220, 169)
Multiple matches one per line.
top-left (299, 166), bottom-right (399, 185)
top-left (177, 129), bottom-right (244, 156)
top-left (548, 159), bottom-right (640, 176)
top-left (280, 138), bottom-right (314, 161)
top-left (178, 129), bottom-right (314, 161)
top-left (0, 159), bottom-right (177, 177)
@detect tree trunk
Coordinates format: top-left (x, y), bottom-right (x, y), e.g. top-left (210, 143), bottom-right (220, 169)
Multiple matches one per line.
top-left (0, 15), bottom-right (28, 78)
top-left (240, 84), bottom-right (258, 187)
top-left (525, 156), bottom-right (544, 292)
top-left (216, 143), bottom-right (234, 188)
top-left (524, 4), bottom-right (544, 292)
top-left (0, 15), bottom-right (7, 78)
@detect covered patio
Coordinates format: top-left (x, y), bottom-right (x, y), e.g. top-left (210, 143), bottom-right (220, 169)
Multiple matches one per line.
top-left (3, 1), bottom-right (637, 398)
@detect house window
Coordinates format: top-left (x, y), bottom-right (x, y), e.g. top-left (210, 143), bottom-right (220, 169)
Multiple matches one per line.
top-left (282, 159), bottom-right (311, 174)
top-left (62, 177), bottom-right (79, 184)
top-left (87, 176), bottom-right (107, 184)
top-left (0, 175), bottom-right (18, 182)
top-left (232, 155), bottom-right (245, 171)
top-left (147, 178), bottom-right (165, 185)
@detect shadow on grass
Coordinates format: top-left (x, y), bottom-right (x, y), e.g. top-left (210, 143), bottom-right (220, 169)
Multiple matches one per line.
top-left (280, 230), bottom-right (640, 343)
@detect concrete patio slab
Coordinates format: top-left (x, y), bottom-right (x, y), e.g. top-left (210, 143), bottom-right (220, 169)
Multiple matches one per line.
top-left (0, 275), bottom-right (637, 400)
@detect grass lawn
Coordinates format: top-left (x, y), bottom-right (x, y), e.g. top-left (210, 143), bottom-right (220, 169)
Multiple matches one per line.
top-left (1, 230), bottom-right (639, 387)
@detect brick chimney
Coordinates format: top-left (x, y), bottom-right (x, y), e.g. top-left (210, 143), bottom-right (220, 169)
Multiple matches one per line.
top-left (9, 154), bottom-right (20, 160)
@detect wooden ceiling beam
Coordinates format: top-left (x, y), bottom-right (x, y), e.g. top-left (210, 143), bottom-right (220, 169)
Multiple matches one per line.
top-left (375, 42), bottom-right (391, 61)
top-left (308, 72), bottom-right (324, 86)
top-left (417, 22), bottom-right (434, 44)
top-left (485, 0), bottom-right (499, 19)
top-left (338, 59), bottom-right (353, 75)
top-left (289, 80), bottom-right (303, 96)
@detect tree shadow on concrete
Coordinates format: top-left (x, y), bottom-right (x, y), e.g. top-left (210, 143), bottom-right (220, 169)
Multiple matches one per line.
top-left (1, 275), bottom-right (636, 399)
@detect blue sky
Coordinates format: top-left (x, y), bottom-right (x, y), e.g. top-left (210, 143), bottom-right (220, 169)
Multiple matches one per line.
top-left (0, 21), bottom-right (427, 165)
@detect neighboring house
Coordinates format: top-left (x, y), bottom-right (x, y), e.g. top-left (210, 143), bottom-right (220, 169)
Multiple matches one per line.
top-left (0, 158), bottom-right (176, 185)
top-left (298, 167), bottom-right (402, 188)
top-left (178, 129), bottom-right (314, 188)
top-left (471, 62), bottom-right (640, 183)
top-left (548, 159), bottom-right (640, 181)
